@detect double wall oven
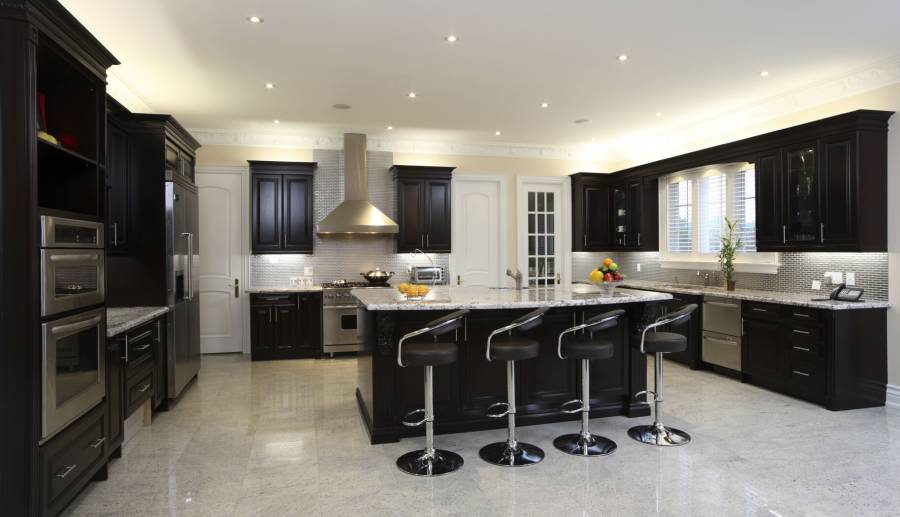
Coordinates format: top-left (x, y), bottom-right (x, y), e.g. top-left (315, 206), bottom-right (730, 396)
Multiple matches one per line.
top-left (40, 216), bottom-right (106, 442)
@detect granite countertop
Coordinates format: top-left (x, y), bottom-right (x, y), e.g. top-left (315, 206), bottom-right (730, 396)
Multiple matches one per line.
top-left (245, 286), bottom-right (323, 293)
top-left (351, 284), bottom-right (671, 311)
top-left (107, 306), bottom-right (169, 337)
top-left (621, 279), bottom-right (891, 311)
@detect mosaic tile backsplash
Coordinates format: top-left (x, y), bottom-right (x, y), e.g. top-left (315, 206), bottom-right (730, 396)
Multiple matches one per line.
top-left (250, 149), bottom-right (449, 287)
top-left (573, 251), bottom-right (889, 301)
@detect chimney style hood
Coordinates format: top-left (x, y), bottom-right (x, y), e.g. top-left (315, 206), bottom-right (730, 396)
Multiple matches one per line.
top-left (316, 133), bottom-right (399, 235)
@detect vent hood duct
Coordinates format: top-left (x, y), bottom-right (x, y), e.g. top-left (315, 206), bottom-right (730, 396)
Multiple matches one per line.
top-left (316, 133), bottom-right (399, 235)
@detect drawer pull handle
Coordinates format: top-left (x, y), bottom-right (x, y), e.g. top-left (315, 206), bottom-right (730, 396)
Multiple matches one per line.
top-left (130, 329), bottom-right (154, 342)
top-left (132, 344), bottom-right (152, 352)
top-left (55, 464), bottom-right (77, 479)
top-left (792, 370), bottom-right (811, 377)
top-left (792, 329), bottom-right (811, 335)
top-left (89, 437), bottom-right (106, 449)
top-left (792, 313), bottom-right (811, 318)
top-left (137, 383), bottom-right (152, 393)
top-left (752, 308), bottom-right (767, 313)
top-left (793, 346), bottom-right (811, 352)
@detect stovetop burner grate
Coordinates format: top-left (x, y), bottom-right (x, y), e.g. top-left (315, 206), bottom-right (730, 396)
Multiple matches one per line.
top-left (322, 280), bottom-right (388, 289)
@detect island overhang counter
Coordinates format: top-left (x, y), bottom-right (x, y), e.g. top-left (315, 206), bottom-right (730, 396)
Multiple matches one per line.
top-left (353, 285), bottom-right (673, 444)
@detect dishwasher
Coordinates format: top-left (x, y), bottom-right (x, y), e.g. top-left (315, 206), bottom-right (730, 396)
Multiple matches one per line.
top-left (702, 297), bottom-right (742, 371)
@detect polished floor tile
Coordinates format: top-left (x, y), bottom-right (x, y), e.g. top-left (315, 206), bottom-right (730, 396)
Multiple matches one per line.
top-left (65, 354), bottom-right (900, 517)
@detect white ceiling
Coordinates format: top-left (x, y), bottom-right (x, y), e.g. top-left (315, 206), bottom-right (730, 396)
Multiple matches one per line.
top-left (62, 0), bottom-right (900, 149)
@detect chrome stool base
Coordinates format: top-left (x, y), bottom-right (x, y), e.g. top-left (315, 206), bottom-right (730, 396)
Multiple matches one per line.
top-left (553, 433), bottom-right (617, 457)
top-left (396, 449), bottom-right (464, 477)
top-left (627, 424), bottom-right (691, 447)
top-left (479, 441), bottom-right (544, 467)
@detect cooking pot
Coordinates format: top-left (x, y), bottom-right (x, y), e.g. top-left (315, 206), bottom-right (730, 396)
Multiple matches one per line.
top-left (360, 268), bottom-right (394, 285)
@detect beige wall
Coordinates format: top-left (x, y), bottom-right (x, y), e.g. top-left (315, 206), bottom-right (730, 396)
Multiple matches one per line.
top-left (197, 82), bottom-right (900, 386)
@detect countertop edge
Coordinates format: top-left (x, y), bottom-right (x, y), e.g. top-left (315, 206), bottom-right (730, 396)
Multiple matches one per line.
top-left (245, 287), bottom-right (323, 293)
top-left (106, 306), bottom-right (170, 338)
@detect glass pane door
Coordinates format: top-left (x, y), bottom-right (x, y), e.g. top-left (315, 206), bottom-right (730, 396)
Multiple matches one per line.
top-left (526, 189), bottom-right (559, 286)
top-left (785, 146), bottom-right (819, 243)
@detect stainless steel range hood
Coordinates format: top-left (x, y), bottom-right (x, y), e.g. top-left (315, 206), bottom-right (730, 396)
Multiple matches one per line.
top-left (317, 133), bottom-right (399, 235)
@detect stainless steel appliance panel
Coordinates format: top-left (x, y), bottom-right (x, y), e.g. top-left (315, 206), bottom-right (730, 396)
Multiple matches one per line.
top-left (323, 305), bottom-right (360, 349)
top-left (166, 181), bottom-right (201, 399)
top-left (40, 249), bottom-right (105, 317)
top-left (702, 330), bottom-right (742, 371)
top-left (702, 297), bottom-right (741, 335)
top-left (41, 307), bottom-right (106, 442)
top-left (410, 266), bottom-right (445, 285)
top-left (40, 215), bottom-right (104, 248)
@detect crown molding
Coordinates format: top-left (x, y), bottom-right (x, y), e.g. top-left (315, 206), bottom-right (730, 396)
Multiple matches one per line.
top-left (187, 129), bottom-right (577, 161)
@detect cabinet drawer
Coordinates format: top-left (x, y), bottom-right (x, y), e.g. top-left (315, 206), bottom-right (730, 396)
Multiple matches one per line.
top-left (125, 322), bottom-right (156, 368)
top-left (42, 407), bottom-right (106, 508)
top-left (126, 370), bottom-right (154, 415)
top-left (789, 339), bottom-right (823, 361)
top-left (251, 293), bottom-right (295, 305)
top-left (787, 307), bottom-right (821, 325)
top-left (787, 325), bottom-right (820, 341)
top-left (787, 358), bottom-right (826, 400)
top-left (743, 302), bottom-right (779, 320)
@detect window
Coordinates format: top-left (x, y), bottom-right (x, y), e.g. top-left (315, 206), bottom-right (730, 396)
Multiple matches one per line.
top-left (658, 162), bottom-right (779, 273)
top-left (526, 191), bottom-right (556, 286)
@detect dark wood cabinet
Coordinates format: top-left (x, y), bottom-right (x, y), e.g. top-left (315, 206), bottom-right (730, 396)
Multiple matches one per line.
top-left (741, 302), bottom-right (886, 410)
top-left (121, 317), bottom-right (164, 416)
top-left (658, 293), bottom-right (702, 369)
top-left (754, 152), bottom-right (783, 248)
top-left (106, 102), bottom-right (130, 253)
top-left (105, 340), bottom-right (125, 458)
top-left (249, 161), bottom-right (316, 254)
top-left (250, 292), bottom-right (323, 360)
top-left (391, 165), bottom-right (455, 253)
top-left (571, 174), bottom-right (610, 251)
top-left (612, 178), bottom-right (655, 250)
top-left (819, 133), bottom-right (856, 245)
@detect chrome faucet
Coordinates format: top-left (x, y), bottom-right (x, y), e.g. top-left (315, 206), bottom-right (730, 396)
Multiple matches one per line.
top-left (506, 268), bottom-right (524, 290)
top-left (697, 271), bottom-right (710, 287)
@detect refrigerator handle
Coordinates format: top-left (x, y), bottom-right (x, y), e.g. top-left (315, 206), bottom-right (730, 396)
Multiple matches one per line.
top-left (182, 232), bottom-right (193, 301)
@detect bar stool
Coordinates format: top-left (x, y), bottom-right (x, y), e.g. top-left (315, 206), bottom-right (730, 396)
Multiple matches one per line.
top-left (396, 309), bottom-right (470, 476)
top-left (627, 303), bottom-right (698, 447)
top-left (480, 307), bottom-right (551, 467)
top-left (554, 309), bottom-right (626, 456)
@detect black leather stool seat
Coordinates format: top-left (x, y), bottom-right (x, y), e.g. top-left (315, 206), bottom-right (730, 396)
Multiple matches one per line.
top-left (638, 332), bottom-right (687, 353)
top-left (563, 337), bottom-right (614, 360)
top-left (402, 341), bottom-right (459, 366)
top-left (490, 335), bottom-right (540, 361)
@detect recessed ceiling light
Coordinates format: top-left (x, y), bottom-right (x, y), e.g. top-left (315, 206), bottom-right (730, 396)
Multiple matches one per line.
top-left (387, 125), bottom-right (393, 130)
top-left (273, 119), bottom-right (280, 124)
top-left (574, 118), bottom-right (590, 124)
top-left (445, 34), bottom-right (458, 43)
top-left (332, 103), bottom-right (352, 110)
top-left (656, 112), bottom-right (663, 117)
top-left (408, 91), bottom-right (417, 99)
top-left (591, 137), bottom-right (596, 142)
top-left (617, 54), bottom-right (628, 62)
top-left (248, 16), bottom-right (263, 23)
top-left (495, 131), bottom-right (501, 136)
top-left (264, 83), bottom-right (275, 89)
top-left (760, 70), bottom-right (769, 77)
top-left (540, 102), bottom-right (549, 108)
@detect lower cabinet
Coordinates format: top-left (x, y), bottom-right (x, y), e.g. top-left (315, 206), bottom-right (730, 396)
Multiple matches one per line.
top-left (38, 403), bottom-right (108, 517)
top-left (250, 292), bottom-right (323, 360)
top-left (659, 294), bottom-right (703, 369)
top-left (106, 339), bottom-right (125, 458)
top-left (741, 302), bottom-right (886, 410)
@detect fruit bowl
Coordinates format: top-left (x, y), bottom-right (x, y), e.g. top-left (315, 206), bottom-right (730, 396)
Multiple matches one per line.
top-left (398, 283), bottom-right (430, 300)
top-left (591, 280), bottom-right (624, 296)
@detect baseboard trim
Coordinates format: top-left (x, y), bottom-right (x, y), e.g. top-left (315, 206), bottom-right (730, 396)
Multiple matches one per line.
top-left (886, 384), bottom-right (900, 409)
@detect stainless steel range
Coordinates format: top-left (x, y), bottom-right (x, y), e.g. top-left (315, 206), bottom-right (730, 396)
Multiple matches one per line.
top-left (322, 280), bottom-right (390, 357)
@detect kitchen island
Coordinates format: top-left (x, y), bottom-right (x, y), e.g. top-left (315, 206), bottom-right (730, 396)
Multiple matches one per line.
top-left (352, 285), bottom-right (672, 444)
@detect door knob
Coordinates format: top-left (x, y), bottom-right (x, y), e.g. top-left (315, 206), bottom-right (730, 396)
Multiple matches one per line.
top-left (233, 278), bottom-right (239, 298)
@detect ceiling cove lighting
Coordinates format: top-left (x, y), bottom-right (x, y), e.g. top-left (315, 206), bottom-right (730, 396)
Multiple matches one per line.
top-left (445, 34), bottom-right (458, 43)
top-left (248, 16), bottom-right (263, 23)
top-left (760, 70), bottom-right (770, 77)
top-left (617, 54), bottom-right (628, 62)
top-left (407, 91), bottom-right (417, 99)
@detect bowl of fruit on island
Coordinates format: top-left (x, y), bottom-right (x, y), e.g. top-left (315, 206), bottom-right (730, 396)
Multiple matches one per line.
top-left (398, 282), bottom-right (430, 300)
top-left (589, 257), bottom-right (625, 296)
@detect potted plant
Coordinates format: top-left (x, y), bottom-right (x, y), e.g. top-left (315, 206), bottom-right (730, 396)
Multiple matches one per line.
top-left (718, 217), bottom-right (742, 291)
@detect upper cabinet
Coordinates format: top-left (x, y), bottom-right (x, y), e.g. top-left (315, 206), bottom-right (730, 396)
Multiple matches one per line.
top-left (571, 173), bottom-right (658, 252)
top-left (391, 165), bottom-right (455, 253)
top-left (249, 161), bottom-right (316, 254)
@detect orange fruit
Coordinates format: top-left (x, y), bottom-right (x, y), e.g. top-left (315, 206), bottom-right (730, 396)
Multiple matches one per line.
top-left (398, 283), bottom-right (410, 294)
top-left (416, 285), bottom-right (429, 296)
top-left (603, 258), bottom-right (613, 267)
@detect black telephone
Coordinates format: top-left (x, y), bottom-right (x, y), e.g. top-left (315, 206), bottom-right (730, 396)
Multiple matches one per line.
top-left (813, 283), bottom-right (864, 302)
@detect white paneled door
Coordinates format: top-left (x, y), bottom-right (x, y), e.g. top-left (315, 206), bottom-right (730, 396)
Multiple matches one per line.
top-left (197, 171), bottom-right (244, 354)
top-left (451, 175), bottom-right (506, 286)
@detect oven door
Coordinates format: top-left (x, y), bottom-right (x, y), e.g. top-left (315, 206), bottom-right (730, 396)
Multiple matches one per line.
top-left (41, 249), bottom-right (105, 317)
top-left (41, 308), bottom-right (106, 442)
top-left (324, 305), bottom-right (360, 346)
top-left (40, 215), bottom-right (104, 248)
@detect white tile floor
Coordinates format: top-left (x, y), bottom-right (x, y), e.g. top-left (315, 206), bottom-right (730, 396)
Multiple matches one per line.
top-left (65, 354), bottom-right (900, 516)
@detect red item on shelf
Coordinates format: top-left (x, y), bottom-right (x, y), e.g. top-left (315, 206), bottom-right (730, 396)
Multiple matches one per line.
top-left (58, 132), bottom-right (79, 151)
top-left (37, 91), bottom-right (48, 131)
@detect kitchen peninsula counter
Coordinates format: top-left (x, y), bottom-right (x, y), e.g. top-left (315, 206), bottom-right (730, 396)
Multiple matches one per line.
top-left (353, 285), bottom-right (672, 444)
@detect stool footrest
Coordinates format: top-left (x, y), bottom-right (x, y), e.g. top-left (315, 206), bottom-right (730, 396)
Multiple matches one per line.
top-left (633, 390), bottom-right (656, 402)
top-left (401, 408), bottom-right (427, 427)
top-left (560, 399), bottom-right (585, 414)
top-left (486, 401), bottom-right (511, 418)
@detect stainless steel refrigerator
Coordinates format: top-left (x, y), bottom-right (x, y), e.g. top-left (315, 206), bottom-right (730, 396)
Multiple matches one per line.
top-left (165, 179), bottom-right (200, 398)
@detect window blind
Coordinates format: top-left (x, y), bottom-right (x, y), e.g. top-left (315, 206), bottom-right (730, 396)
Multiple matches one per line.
top-left (667, 179), bottom-right (693, 253)
top-left (698, 174), bottom-right (726, 253)
top-left (733, 169), bottom-right (756, 251)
